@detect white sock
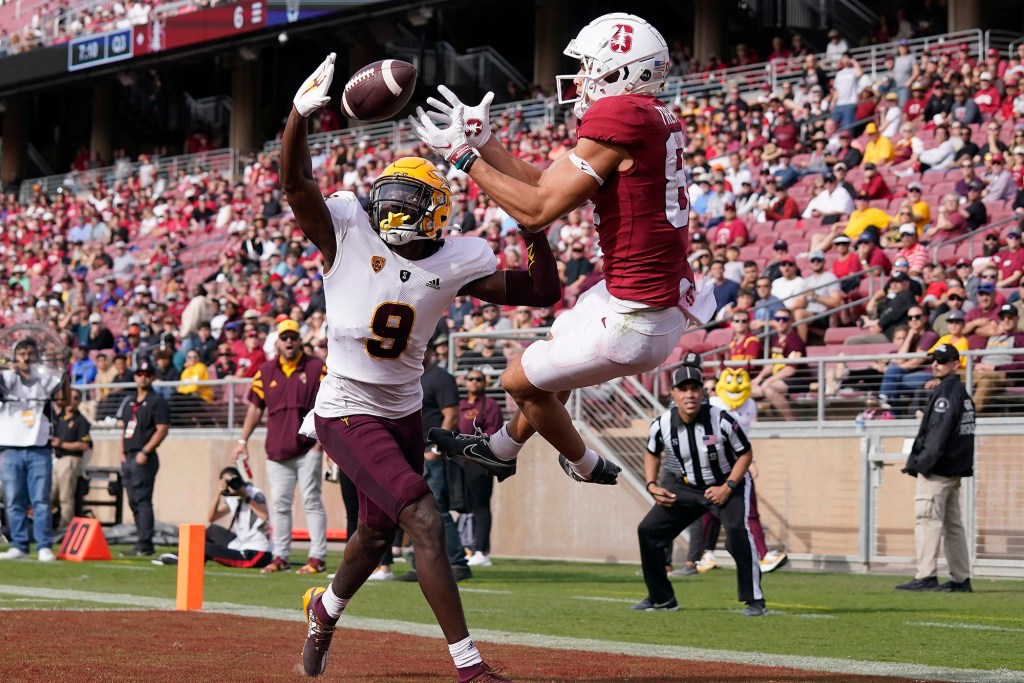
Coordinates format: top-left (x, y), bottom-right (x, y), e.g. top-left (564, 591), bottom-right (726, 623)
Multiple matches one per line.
top-left (448, 635), bottom-right (483, 668)
top-left (569, 448), bottom-right (600, 479)
top-left (320, 585), bottom-right (349, 619)
top-left (488, 424), bottom-right (524, 461)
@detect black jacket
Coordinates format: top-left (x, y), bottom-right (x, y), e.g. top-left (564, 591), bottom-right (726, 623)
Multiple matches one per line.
top-left (904, 373), bottom-right (975, 478)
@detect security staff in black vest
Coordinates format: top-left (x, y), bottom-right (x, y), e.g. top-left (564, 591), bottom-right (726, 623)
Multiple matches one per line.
top-left (51, 388), bottom-right (92, 530)
top-left (115, 360), bottom-right (170, 557)
top-left (635, 366), bottom-right (766, 616)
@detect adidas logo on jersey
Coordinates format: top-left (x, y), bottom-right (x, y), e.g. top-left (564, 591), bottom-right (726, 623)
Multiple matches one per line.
top-left (426, 278), bottom-right (441, 290)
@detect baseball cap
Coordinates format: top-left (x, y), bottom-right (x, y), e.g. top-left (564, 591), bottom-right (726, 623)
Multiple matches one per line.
top-left (672, 366), bottom-right (704, 388)
top-left (88, 313), bottom-right (102, 324)
top-left (773, 239), bottom-right (789, 251)
top-left (885, 91), bottom-right (899, 101)
top-left (134, 284), bottom-right (148, 294)
top-left (824, 172), bottom-right (838, 183)
top-left (991, 154), bottom-right (1005, 164)
top-left (481, 302), bottom-right (499, 311)
top-left (947, 286), bottom-right (966, 296)
top-left (855, 190), bottom-right (870, 200)
top-left (833, 235), bottom-right (852, 245)
top-left (889, 271), bottom-right (910, 283)
top-left (988, 47), bottom-right (999, 57)
top-left (127, 324), bottom-right (141, 335)
top-left (955, 258), bottom-right (971, 267)
top-left (945, 309), bottom-right (966, 322)
top-left (907, 182), bottom-right (922, 191)
top-left (681, 351), bottom-right (702, 368)
top-left (431, 335), bottom-right (449, 347)
top-left (865, 123), bottom-right (878, 134)
top-left (809, 250), bottom-right (826, 261)
top-left (134, 360), bottom-right (154, 376)
top-left (978, 281), bottom-right (997, 294)
top-left (929, 343), bottom-right (960, 363)
top-left (277, 319), bottom-right (300, 336)
top-left (1014, 146), bottom-right (1024, 155)
top-left (1000, 304), bottom-right (1019, 317)
top-left (981, 71), bottom-right (993, 81)
top-left (724, 202), bottom-right (737, 211)
top-left (838, 130), bottom-right (852, 139)
top-left (899, 38), bottom-right (909, 46)
top-left (856, 233), bottom-right (875, 244)
top-left (899, 223), bottom-right (917, 236)
top-left (269, 273), bottom-right (283, 282)
top-left (243, 309), bottom-right (259, 320)
top-left (968, 179), bottom-right (984, 191)
top-left (224, 321), bottom-right (241, 332)
top-left (691, 231), bottom-right (707, 243)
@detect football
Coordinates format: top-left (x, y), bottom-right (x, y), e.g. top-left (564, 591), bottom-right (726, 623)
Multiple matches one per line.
top-left (340, 59), bottom-right (417, 122)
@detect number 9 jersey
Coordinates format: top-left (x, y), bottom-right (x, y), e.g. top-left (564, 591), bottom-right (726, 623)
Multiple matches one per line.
top-left (314, 193), bottom-right (497, 420)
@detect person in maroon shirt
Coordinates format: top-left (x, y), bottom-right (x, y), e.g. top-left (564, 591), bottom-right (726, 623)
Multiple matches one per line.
top-left (993, 228), bottom-right (1024, 288)
top-left (964, 282), bottom-right (1001, 348)
top-left (764, 183), bottom-right (801, 221)
top-left (903, 83), bottom-right (928, 121)
top-left (235, 319), bottom-right (327, 575)
top-left (711, 204), bottom-right (749, 247)
top-left (455, 369), bottom-right (505, 567)
top-left (772, 111), bottom-right (799, 152)
top-left (235, 329), bottom-right (268, 378)
top-left (860, 163), bottom-right (892, 200)
top-left (750, 309), bottom-right (806, 421)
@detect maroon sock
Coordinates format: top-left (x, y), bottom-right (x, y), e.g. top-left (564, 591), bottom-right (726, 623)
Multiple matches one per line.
top-left (456, 662), bottom-right (488, 683)
top-left (311, 593), bottom-right (336, 625)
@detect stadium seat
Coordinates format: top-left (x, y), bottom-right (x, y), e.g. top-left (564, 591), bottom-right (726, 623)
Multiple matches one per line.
top-left (823, 327), bottom-right (863, 345)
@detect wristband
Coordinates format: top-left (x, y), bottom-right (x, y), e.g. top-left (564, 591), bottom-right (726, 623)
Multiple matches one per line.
top-left (645, 481), bottom-right (657, 491)
top-left (726, 480), bottom-right (737, 490)
top-left (450, 143), bottom-right (478, 172)
top-left (238, 439), bottom-right (247, 445)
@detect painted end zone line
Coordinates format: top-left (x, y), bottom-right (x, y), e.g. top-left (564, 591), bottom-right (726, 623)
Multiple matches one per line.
top-left (0, 584), bottom-right (1021, 683)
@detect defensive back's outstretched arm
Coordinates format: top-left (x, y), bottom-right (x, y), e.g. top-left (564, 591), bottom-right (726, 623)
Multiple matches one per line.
top-left (282, 53), bottom-right (338, 269)
top-left (460, 228), bottom-right (561, 308)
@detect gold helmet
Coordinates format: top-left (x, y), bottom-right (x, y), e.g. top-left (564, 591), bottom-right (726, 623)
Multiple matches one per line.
top-left (370, 157), bottom-right (451, 246)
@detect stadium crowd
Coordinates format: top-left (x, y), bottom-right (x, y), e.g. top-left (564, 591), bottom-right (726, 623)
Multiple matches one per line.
top-left (3, 31), bottom-right (1024, 423)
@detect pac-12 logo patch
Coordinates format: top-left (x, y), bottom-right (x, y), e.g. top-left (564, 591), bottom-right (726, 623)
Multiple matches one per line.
top-left (371, 256), bottom-right (386, 273)
top-left (400, 270), bottom-right (411, 282)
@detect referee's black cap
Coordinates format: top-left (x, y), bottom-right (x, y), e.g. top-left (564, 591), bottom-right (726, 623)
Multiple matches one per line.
top-left (672, 366), bottom-right (704, 388)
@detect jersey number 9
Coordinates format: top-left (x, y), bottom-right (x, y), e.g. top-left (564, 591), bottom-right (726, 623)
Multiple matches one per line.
top-left (366, 302), bottom-right (416, 359)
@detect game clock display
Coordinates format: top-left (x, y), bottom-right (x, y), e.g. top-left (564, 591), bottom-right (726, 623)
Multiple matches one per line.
top-left (68, 28), bottom-right (134, 72)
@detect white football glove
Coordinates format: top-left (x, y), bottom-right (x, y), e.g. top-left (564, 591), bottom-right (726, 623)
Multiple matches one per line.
top-left (293, 53), bottom-right (336, 118)
top-left (424, 85), bottom-right (495, 148)
top-left (409, 104), bottom-right (475, 168)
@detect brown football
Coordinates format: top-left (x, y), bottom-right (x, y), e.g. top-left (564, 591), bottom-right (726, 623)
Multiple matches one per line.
top-left (340, 59), bottom-right (417, 122)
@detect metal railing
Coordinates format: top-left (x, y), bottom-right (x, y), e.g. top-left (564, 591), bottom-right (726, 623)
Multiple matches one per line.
top-left (927, 212), bottom-right (1021, 263)
top-left (74, 377), bottom-right (251, 430)
top-left (261, 97), bottom-right (557, 156)
top-left (19, 148), bottom-right (240, 201)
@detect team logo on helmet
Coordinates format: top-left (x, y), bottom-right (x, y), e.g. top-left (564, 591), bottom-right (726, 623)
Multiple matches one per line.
top-left (371, 256), bottom-right (386, 273)
top-left (610, 24), bottom-right (633, 52)
top-left (370, 157), bottom-right (452, 247)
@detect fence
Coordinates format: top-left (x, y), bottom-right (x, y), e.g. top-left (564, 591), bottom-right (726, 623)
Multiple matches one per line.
top-left (18, 148), bottom-right (240, 202)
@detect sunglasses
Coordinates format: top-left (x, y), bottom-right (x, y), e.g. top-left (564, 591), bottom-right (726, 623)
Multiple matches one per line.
top-left (773, 317), bottom-right (792, 323)
top-left (571, 248), bottom-right (584, 253)
top-left (732, 318), bottom-right (749, 324)
top-left (279, 334), bottom-right (300, 342)
top-left (949, 295), bottom-right (965, 301)
top-left (907, 314), bottom-right (924, 320)
top-left (465, 377), bottom-right (485, 382)
top-left (981, 275), bottom-right (998, 279)
top-left (780, 261), bottom-right (795, 267)
top-left (1009, 234), bottom-right (1021, 239)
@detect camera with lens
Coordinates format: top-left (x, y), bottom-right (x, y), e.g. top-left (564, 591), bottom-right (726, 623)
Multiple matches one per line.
top-left (223, 474), bottom-right (246, 495)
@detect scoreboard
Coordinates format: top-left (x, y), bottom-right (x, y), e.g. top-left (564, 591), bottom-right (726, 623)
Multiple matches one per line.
top-left (67, 28), bottom-right (134, 72)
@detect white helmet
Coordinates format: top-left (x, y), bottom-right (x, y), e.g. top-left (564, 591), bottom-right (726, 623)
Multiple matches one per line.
top-left (556, 13), bottom-right (670, 119)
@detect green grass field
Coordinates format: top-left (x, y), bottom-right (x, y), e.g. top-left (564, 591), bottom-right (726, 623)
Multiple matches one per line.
top-left (2, 546), bottom-right (1023, 673)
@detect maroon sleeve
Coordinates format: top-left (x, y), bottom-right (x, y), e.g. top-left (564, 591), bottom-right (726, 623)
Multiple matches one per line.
top-left (247, 364), bottom-right (267, 409)
top-left (502, 228), bottom-right (562, 307)
top-left (577, 96), bottom-right (651, 148)
top-left (481, 397), bottom-right (505, 435)
top-left (916, 331), bottom-right (939, 351)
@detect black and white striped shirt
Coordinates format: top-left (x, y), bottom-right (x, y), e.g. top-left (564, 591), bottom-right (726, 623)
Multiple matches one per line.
top-left (647, 403), bottom-right (751, 489)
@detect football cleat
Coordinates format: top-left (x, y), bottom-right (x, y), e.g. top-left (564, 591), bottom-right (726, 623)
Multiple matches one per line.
top-left (427, 428), bottom-right (517, 482)
top-left (557, 454), bottom-right (621, 485)
top-left (760, 550), bottom-right (788, 573)
top-left (301, 587), bottom-right (336, 677)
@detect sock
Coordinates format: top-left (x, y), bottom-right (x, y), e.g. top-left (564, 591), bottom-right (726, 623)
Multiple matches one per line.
top-left (319, 585), bottom-right (349, 620)
top-left (488, 424), bottom-right (524, 461)
top-left (569, 448), bottom-right (600, 479)
top-left (449, 635), bottom-right (483, 671)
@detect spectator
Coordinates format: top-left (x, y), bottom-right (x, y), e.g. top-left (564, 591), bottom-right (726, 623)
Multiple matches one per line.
top-left (0, 339), bottom-right (65, 562)
top-left (235, 319), bottom-right (327, 575)
top-left (727, 309), bottom-right (762, 359)
top-left (862, 126), bottom-right (895, 167)
top-left (794, 251), bottom-right (842, 342)
top-left (965, 281), bottom-right (1001, 347)
top-left (828, 130), bottom-right (864, 168)
top-left (456, 369), bottom-right (504, 567)
top-left (825, 32), bottom-right (852, 67)
top-left (750, 309), bottom-right (806, 422)
top-left (115, 360), bottom-right (170, 557)
top-left (50, 388), bottom-right (92, 530)
top-left (762, 240), bottom-right (801, 282)
top-left (851, 271), bottom-right (918, 343)
top-left (982, 154), bottom-right (1015, 204)
top-left (69, 345), bottom-right (97, 385)
top-left (235, 328), bottom-right (267, 378)
top-left (751, 277), bottom-right (785, 332)
top-left (770, 258), bottom-right (807, 312)
top-left (563, 242), bottom-right (594, 291)
top-left (974, 72), bottom-right (1002, 117)
top-left (178, 350), bottom-right (214, 404)
top-left (922, 81), bottom-right (953, 122)
top-left (994, 227), bottom-right (1024, 288)
top-left (709, 259), bottom-right (740, 314)
top-left (802, 173), bottom-right (854, 223)
top-left (894, 122), bottom-right (925, 163)
top-left (763, 183), bottom-right (801, 221)
top-left (87, 313), bottom-right (115, 350)
top-left (832, 162), bottom-right (857, 198)
top-left (978, 126), bottom-right (1009, 162)
top-left (814, 190), bottom-right (891, 250)
top-left (879, 92), bottom-right (904, 137)
top-left (971, 305), bottom-right (1024, 412)
top-left (915, 125), bottom-right (957, 172)
top-left (877, 306), bottom-right (940, 415)
top-left (950, 87), bottom-right (982, 126)
top-left (894, 224), bottom-right (929, 276)
top-left (480, 302), bottom-right (512, 332)
top-left (962, 181), bottom-right (989, 231)
top-left (904, 82), bottom-right (928, 121)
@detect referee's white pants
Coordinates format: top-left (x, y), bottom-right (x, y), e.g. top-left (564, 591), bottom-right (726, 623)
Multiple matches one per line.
top-left (266, 449), bottom-right (327, 562)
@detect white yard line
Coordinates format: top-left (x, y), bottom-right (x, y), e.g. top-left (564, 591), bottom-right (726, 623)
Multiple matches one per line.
top-left (908, 620), bottom-right (1024, 634)
top-left (0, 584), bottom-right (1021, 683)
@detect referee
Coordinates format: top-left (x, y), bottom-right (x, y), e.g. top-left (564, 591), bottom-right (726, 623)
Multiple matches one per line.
top-left (634, 366), bottom-right (766, 616)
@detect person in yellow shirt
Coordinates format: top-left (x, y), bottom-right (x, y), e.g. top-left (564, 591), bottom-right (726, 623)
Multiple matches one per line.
top-left (905, 182), bottom-right (931, 232)
top-left (862, 122), bottom-right (895, 166)
top-left (811, 190), bottom-right (894, 251)
top-left (179, 350), bottom-right (214, 403)
top-left (929, 311), bottom-right (970, 368)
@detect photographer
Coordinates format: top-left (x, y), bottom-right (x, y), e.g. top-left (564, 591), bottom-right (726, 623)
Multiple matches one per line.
top-left (203, 467), bottom-right (272, 568)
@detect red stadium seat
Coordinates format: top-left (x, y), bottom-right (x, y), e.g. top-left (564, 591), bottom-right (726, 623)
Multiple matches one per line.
top-left (823, 327), bottom-right (863, 344)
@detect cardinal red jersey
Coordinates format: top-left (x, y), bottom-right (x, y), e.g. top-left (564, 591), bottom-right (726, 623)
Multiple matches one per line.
top-left (577, 94), bottom-right (692, 308)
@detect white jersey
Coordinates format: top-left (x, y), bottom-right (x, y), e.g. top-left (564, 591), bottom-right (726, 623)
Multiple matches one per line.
top-left (709, 395), bottom-right (757, 432)
top-left (315, 194), bottom-right (496, 419)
